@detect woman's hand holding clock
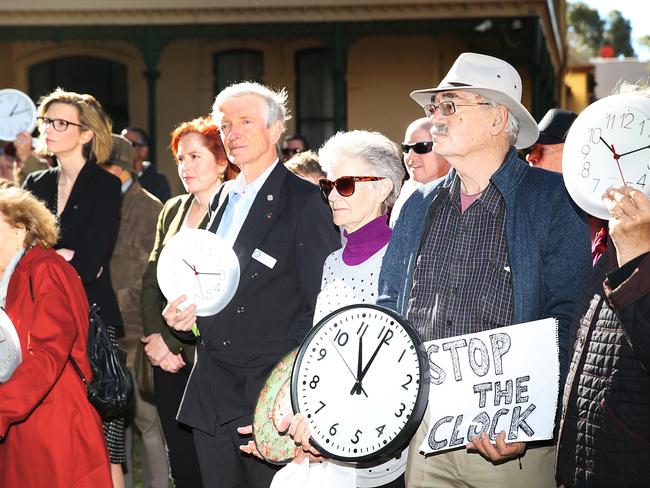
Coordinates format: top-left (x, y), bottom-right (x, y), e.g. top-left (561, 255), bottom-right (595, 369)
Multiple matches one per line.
top-left (162, 295), bottom-right (197, 332)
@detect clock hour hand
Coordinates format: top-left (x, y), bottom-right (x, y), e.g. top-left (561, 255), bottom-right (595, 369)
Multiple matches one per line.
top-left (618, 144), bottom-right (650, 158)
top-left (599, 136), bottom-right (618, 156)
top-left (182, 258), bottom-right (198, 275)
top-left (8, 103), bottom-right (18, 117)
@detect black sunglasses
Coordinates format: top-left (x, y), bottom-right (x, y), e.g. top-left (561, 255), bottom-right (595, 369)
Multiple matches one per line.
top-left (318, 176), bottom-right (385, 200)
top-left (281, 147), bottom-right (302, 156)
top-left (402, 141), bottom-right (433, 155)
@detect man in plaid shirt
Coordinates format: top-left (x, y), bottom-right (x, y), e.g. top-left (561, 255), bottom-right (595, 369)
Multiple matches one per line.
top-left (378, 53), bottom-right (591, 487)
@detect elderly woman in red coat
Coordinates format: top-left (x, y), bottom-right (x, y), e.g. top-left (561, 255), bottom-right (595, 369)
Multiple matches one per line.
top-left (0, 186), bottom-right (111, 487)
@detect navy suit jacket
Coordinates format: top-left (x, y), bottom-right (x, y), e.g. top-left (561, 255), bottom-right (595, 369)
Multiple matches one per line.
top-left (176, 163), bottom-right (339, 434)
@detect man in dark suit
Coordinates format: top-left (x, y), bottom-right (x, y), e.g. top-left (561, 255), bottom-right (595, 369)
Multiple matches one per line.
top-left (164, 82), bottom-right (339, 488)
top-left (121, 127), bottom-right (172, 203)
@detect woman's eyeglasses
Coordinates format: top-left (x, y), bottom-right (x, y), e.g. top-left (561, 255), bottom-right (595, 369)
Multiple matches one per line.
top-left (402, 141), bottom-right (433, 155)
top-left (318, 176), bottom-right (385, 200)
top-left (36, 116), bottom-right (85, 132)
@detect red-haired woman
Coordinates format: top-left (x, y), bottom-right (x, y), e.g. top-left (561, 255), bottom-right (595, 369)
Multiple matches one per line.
top-left (140, 116), bottom-right (237, 487)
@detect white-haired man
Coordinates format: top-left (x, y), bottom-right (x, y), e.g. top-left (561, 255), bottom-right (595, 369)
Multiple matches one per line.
top-left (164, 82), bottom-right (339, 487)
top-left (378, 53), bottom-right (591, 486)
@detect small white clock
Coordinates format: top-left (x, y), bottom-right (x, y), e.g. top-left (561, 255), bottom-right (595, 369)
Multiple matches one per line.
top-left (156, 228), bottom-right (240, 316)
top-left (562, 93), bottom-right (650, 220)
top-left (0, 88), bottom-right (37, 142)
top-left (291, 304), bottom-right (429, 462)
top-left (0, 307), bottom-right (22, 383)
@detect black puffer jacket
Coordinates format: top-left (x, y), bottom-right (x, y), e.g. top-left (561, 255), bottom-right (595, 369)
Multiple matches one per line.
top-left (557, 247), bottom-right (650, 488)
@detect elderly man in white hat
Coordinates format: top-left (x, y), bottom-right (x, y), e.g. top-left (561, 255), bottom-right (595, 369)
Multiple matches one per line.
top-left (378, 53), bottom-right (592, 486)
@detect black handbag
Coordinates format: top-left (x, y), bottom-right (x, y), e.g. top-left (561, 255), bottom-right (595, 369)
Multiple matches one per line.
top-left (29, 277), bottom-right (133, 418)
top-left (69, 304), bottom-right (134, 418)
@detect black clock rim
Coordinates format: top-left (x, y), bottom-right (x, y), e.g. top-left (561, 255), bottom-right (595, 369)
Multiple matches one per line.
top-left (290, 303), bottom-right (430, 462)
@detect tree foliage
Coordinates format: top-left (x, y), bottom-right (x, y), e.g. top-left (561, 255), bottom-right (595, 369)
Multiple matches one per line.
top-left (606, 10), bottom-right (635, 57)
top-left (567, 2), bottom-right (636, 58)
top-left (568, 2), bottom-right (604, 56)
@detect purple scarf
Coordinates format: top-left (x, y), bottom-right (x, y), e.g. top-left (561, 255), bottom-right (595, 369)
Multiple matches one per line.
top-left (342, 215), bottom-right (392, 266)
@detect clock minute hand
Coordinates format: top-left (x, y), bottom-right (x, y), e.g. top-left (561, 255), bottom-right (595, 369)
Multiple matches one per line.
top-left (8, 108), bottom-right (33, 117)
top-left (618, 144), bottom-right (650, 158)
top-left (8, 103), bottom-right (18, 117)
top-left (350, 335), bottom-right (364, 395)
top-left (350, 329), bottom-right (390, 394)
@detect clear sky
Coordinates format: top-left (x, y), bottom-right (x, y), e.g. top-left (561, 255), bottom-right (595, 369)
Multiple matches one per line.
top-left (579, 0), bottom-right (650, 60)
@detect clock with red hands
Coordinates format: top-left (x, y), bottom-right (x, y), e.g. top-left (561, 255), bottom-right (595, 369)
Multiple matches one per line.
top-left (563, 93), bottom-right (650, 220)
top-left (157, 228), bottom-right (240, 316)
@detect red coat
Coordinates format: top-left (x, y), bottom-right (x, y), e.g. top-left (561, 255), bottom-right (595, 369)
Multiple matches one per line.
top-left (0, 247), bottom-right (111, 487)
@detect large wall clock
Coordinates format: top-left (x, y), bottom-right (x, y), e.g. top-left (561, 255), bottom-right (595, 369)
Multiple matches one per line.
top-left (563, 93), bottom-right (650, 220)
top-left (291, 304), bottom-right (429, 462)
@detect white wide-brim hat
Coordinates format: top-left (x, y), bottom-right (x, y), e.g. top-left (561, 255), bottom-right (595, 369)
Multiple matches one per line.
top-left (410, 52), bottom-right (539, 149)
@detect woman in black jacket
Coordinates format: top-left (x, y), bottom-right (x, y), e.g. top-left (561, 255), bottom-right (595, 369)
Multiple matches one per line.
top-left (24, 88), bottom-right (125, 488)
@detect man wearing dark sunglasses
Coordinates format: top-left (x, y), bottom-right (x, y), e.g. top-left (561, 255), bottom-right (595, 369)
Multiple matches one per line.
top-left (378, 52), bottom-right (591, 487)
top-left (391, 118), bottom-right (451, 225)
top-left (280, 133), bottom-right (310, 162)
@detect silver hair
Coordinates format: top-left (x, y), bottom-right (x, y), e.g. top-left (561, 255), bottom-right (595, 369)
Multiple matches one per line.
top-left (484, 99), bottom-right (520, 146)
top-left (318, 130), bottom-right (405, 214)
top-left (212, 81), bottom-right (291, 130)
top-left (613, 80), bottom-right (650, 97)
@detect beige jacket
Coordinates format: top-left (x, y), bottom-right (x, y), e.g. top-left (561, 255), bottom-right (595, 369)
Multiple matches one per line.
top-left (111, 180), bottom-right (163, 367)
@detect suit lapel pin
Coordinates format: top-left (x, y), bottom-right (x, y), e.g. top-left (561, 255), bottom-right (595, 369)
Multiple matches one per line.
top-left (267, 194), bottom-right (273, 201)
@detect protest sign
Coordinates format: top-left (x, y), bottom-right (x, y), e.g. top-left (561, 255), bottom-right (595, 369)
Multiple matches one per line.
top-left (420, 318), bottom-right (558, 454)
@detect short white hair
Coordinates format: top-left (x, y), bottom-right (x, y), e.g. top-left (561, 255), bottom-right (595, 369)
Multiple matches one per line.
top-left (484, 98), bottom-right (520, 146)
top-left (212, 81), bottom-right (290, 130)
top-left (319, 130), bottom-right (405, 213)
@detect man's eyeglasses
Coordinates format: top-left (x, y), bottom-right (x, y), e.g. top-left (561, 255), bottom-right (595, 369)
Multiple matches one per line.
top-left (423, 100), bottom-right (491, 117)
top-left (318, 176), bottom-right (385, 201)
top-left (36, 116), bottom-right (85, 132)
top-left (402, 141), bottom-right (433, 155)
top-left (281, 147), bottom-right (302, 157)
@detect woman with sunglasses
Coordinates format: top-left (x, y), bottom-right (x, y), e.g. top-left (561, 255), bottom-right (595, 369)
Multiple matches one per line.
top-left (23, 88), bottom-right (126, 487)
top-left (140, 116), bottom-right (238, 488)
top-left (273, 130), bottom-right (406, 488)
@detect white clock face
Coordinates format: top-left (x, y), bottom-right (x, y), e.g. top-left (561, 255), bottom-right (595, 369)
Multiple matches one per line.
top-left (157, 228), bottom-right (240, 316)
top-left (292, 304), bottom-right (429, 462)
top-left (563, 93), bottom-right (650, 220)
top-left (0, 308), bottom-right (22, 383)
top-left (0, 89), bottom-right (37, 142)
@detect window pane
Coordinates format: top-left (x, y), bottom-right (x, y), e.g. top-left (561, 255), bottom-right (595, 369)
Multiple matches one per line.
top-left (29, 57), bottom-right (128, 132)
top-left (214, 50), bottom-right (263, 95)
top-left (296, 49), bottom-right (335, 149)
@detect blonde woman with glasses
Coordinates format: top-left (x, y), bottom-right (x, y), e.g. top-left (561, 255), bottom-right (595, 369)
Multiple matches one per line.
top-left (24, 88), bottom-right (126, 488)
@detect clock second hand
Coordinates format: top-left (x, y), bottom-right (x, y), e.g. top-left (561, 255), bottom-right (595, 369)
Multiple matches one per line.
top-left (610, 143), bottom-right (627, 186)
top-left (329, 339), bottom-right (367, 397)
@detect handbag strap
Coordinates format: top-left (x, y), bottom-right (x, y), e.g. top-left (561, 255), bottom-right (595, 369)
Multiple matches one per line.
top-left (28, 275), bottom-right (88, 384)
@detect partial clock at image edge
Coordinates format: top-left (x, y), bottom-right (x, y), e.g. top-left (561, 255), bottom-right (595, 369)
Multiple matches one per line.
top-left (0, 307), bottom-right (22, 383)
top-left (562, 93), bottom-right (650, 220)
top-left (0, 88), bottom-right (37, 142)
top-left (290, 304), bottom-right (430, 463)
top-left (156, 228), bottom-right (241, 317)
